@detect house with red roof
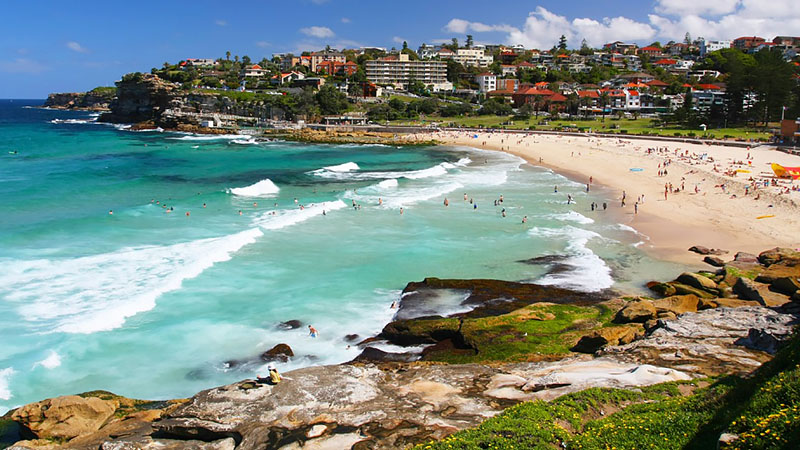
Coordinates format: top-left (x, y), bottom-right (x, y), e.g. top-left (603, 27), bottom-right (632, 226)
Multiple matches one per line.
top-left (639, 46), bottom-right (663, 57)
top-left (733, 36), bottom-right (765, 50)
top-left (511, 87), bottom-right (566, 112)
top-left (271, 71), bottom-right (306, 85)
top-left (241, 64), bottom-right (269, 77)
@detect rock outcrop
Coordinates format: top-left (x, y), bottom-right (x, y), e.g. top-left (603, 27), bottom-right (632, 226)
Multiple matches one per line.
top-left (10, 395), bottom-right (116, 440)
top-left (44, 89), bottom-right (115, 111)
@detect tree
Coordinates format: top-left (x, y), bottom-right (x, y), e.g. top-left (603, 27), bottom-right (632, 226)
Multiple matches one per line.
top-left (579, 39), bottom-right (592, 56)
top-left (558, 35), bottom-right (567, 51)
top-left (684, 33), bottom-right (692, 45)
top-left (402, 41), bottom-right (408, 51)
top-left (226, 51), bottom-right (231, 61)
top-left (451, 38), bottom-right (459, 49)
top-left (752, 48), bottom-right (795, 125)
top-left (407, 79), bottom-right (428, 96)
top-left (446, 59), bottom-right (465, 84)
top-left (466, 35), bottom-right (474, 49)
top-left (479, 98), bottom-right (512, 116)
top-left (242, 55), bottom-right (251, 66)
top-left (315, 85), bottom-right (348, 115)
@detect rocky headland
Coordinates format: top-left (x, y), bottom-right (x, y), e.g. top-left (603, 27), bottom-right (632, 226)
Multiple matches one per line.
top-left (44, 89), bottom-right (116, 111)
top-left (2, 247), bottom-right (799, 449)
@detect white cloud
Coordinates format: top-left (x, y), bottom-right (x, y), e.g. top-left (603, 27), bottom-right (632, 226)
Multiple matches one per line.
top-left (215, 19), bottom-right (228, 26)
top-left (66, 41), bottom-right (88, 53)
top-left (0, 58), bottom-right (49, 74)
top-left (655, 0), bottom-right (740, 16)
top-left (341, 17), bottom-right (351, 24)
top-left (300, 26), bottom-right (335, 38)
top-left (392, 36), bottom-right (407, 44)
top-left (256, 41), bottom-right (271, 48)
top-left (444, 2), bottom-right (800, 49)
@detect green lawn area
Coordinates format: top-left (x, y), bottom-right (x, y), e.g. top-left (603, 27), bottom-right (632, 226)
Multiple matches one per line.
top-left (421, 303), bottom-right (620, 364)
top-left (390, 116), bottom-right (771, 141)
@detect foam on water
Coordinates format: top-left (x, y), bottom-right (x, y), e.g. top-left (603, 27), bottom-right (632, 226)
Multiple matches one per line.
top-left (548, 210), bottom-right (595, 225)
top-left (33, 351), bottom-right (61, 370)
top-left (0, 228), bottom-right (264, 334)
top-left (252, 200), bottom-right (347, 230)
top-left (528, 226), bottom-right (614, 292)
top-left (0, 368), bottom-right (13, 401)
top-left (324, 161), bottom-right (360, 172)
top-left (231, 138), bottom-right (258, 145)
top-left (228, 179), bottom-right (280, 197)
top-left (346, 181), bottom-right (464, 209)
top-left (170, 134), bottom-right (248, 141)
top-left (376, 179), bottom-right (398, 189)
top-left (311, 159), bottom-right (469, 181)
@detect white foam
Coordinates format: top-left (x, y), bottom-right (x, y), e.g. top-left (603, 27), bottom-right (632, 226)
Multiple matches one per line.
top-left (0, 368), bottom-right (12, 400)
top-left (228, 179), bottom-right (280, 197)
top-left (252, 200), bottom-right (347, 230)
top-left (528, 226), bottom-right (613, 292)
top-left (377, 179), bottom-right (398, 189)
top-left (615, 223), bottom-right (638, 233)
top-left (231, 138), bottom-right (258, 145)
top-left (324, 162), bottom-right (360, 172)
top-left (346, 181), bottom-right (463, 209)
top-left (49, 118), bottom-right (97, 125)
top-left (0, 228), bottom-right (264, 334)
top-left (170, 134), bottom-right (248, 141)
top-left (33, 351), bottom-right (61, 370)
top-left (548, 211), bottom-right (595, 225)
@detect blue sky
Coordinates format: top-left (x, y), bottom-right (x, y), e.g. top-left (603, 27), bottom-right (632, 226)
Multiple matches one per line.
top-left (1, 0), bottom-right (797, 98)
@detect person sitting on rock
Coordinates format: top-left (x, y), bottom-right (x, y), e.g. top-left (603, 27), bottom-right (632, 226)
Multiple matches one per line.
top-left (268, 366), bottom-right (282, 384)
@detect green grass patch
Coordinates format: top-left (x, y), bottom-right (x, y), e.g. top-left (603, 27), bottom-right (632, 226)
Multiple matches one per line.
top-left (415, 328), bottom-right (800, 449)
top-left (425, 304), bottom-right (614, 364)
top-left (88, 86), bottom-right (116, 96)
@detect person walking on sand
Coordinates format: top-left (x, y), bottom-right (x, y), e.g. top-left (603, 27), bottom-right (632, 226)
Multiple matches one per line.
top-left (635, 202), bottom-right (638, 214)
top-left (308, 325), bottom-right (318, 338)
top-left (603, 202), bottom-right (607, 211)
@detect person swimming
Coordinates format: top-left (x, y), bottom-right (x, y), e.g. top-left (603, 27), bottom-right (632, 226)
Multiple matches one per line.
top-left (522, 215), bottom-right (528, 223)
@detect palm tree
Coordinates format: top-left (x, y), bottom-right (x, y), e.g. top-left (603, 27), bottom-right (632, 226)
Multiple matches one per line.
top-left (599, 91), bottom-right (610, 123)
top-left (225, 51), bottom-right (231, 61)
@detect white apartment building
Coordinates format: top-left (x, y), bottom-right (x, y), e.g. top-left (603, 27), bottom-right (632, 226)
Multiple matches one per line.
top-left (365, 53), bottom-right (452, 91)
top-left (699, 39), bottom-right (732, 57)
top-left (440, 48), bottom-right (494, 67)
top-left (475, 73), bottom-right (497, 93)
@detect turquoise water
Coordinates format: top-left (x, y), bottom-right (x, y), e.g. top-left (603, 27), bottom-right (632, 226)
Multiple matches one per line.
top-left (0, 100), bottom-right (683, 413)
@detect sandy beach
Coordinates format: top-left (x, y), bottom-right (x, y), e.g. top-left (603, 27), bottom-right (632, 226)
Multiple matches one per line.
top-left (410, 130), bottom-right (800, 264)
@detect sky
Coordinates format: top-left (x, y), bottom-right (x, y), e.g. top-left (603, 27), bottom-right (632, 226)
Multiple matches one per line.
top-left (1, 0), bottom-right (799, 98)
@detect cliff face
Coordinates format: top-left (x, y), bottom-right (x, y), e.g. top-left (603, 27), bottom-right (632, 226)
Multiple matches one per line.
top-left (44, 90), bottom-right (115, 111)
top-left (98, 75), bottom-right (176, 124)
top-left (98, 74), bottom-right (286, 128)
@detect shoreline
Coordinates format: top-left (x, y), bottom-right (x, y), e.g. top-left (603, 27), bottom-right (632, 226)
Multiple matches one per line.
top-left (412, 130), bottom-right (800, 265)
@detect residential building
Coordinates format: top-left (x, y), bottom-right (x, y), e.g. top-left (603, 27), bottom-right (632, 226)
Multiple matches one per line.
top-left (417, 44), bottom-right (439, 59)
top-left (310, 51), bottom-right (346, 72)
top-left (183, 58), bottom-right (218, 67)
top-left (773, 36), bottom-right (800, 46)
top-left (315, 60), bottom-right (358, 76)
top-left (733, 36), bottom-right (766, 51)
top-left (271, 71), bottom-right (305, 85)
top-left (691, 84), bottom-right (726, 113)
top-left (500, 65), bottom-right (517, 76)
top-left (688, 70), bottom-right (722, 80)
top-left (639, 46), bottom-right (663, 57)
top-left (603, 41), bottom-right (639, 55)
top-left (241, 64), bottom-right (268, 77)
top-left (439, 48), bottom-right (494, 67)
top-left (475, 73), bottom-right (497, 93)
top-left (699, 39), bottom-right (732, 56)
top-left (365, 53), bottom-right (452, 91)
top-left (511, 87), bottom-right (566, 112)
top-left (279, 56), bottom-right (302, 72)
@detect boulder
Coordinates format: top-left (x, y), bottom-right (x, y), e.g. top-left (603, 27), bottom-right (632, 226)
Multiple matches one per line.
top-left (676, 272), bottom-right (718, 292)
top-left (714, 298), bottom-right (762, 308)
top-left (754, 264), bottom-right (800, 284)
top-left (793, 291), bottom-right (800, 302)
top-left (733, 277), bottom-right (791, 307)
top-left (758, 247), bottom-right (800, 267)
top-left (261, 343), bottom-right (294, 362)
top-left (703, 256), bottom-right (725, 267)
top-left (344, 334), bottom-right (360, 343)
top-left (770, 277), bottom-right (800, 296)
top-left (734, 252), bottom-right (759, 264)
top-left (689, 245), bottom-right (712, 255)
top-left (652, 295), bottom-right (701, 316)
top-left (571, 326), bottom-right (643, 353)
top-left (698, 298), bottom-right (718, 310)
top-left (646, 281), bottom-right (676, 297)
top-left (614, 300), bottom-right (657, 324)
top-left (669, 283), bottom-right (715, 299)
top-left (734, 328), bottom-right (785, 354)
top-left (277, 320), bottom-right (303, 330)
top-left (11, 395), bottom-right (116, 440)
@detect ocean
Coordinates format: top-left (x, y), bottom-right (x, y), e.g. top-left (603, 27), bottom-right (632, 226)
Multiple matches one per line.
top-left (0, 99), bottom-right (683, 413)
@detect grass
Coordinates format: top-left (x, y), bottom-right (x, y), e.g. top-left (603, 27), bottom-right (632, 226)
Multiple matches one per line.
top-left (390, 116), bottom-right (771, 141)
top-left (88, 86), bottom-right (116, 96)
top-left (423, 303), bottom-right (618, 364)
top-left (415, 327), bottom-right (800, 449)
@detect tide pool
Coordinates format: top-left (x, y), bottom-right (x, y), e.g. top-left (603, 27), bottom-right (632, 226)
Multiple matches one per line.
top-left (0, 100), bottom-right (683, 413)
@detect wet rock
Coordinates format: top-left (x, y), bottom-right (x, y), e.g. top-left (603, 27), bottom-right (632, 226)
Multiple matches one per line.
top-left (380, 317), bottom-right (461, 346)
top-left (676, 272), bottom-right (717, 292)
top-left (704, 256), bottom-right (725, 267)
top-left (277, 320), bottom-right (303, 330)
top-left (754, 264), bottom-right (800, 284)
top-left (344, 334), bottom-right (360, 343)
top-left (352, 347), bottom-right (419, 363)
top-left (689, 246), bottom-right (727, 256)
top-left (571, 326), bottom-right (643, 353)
top-left (261, 344), bottom-right (294, 362)
top-left (758, 247), bottom-right (800, 267)
top-left (613, 300), bottom-right (657, 324)
top-left (652, 294), bottom-right (701, 316)
top-left (11, 395), bottom-right (117, 440)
